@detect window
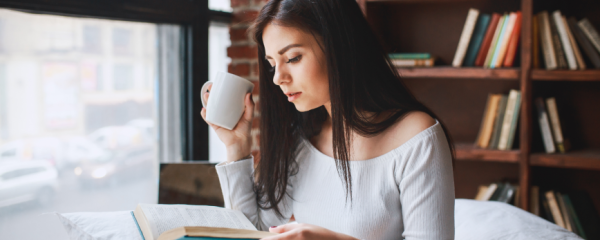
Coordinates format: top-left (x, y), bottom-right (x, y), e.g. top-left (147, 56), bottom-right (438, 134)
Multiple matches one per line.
top-left (208, 21), bottom-right (231, 164)
top-left (0, 9), bottom-right (164, 240)
top-left (0, 0), bottom-right (222, 238)
top-left (83, 25), bottom-right (102, 54)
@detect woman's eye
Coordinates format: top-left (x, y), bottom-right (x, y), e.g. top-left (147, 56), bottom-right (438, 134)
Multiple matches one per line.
top-left (268, 65), bottom-right (275, 73)
top-left (286, 55), bottom-right (302, 63)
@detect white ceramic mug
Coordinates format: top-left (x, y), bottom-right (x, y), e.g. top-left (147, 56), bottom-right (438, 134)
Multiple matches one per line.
top-left (201, 72), bottom-right (254, 130)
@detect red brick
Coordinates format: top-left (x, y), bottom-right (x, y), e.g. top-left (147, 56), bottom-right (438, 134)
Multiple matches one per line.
top-left (230, 28), bottom-right (249, 41)
top-left (228, 45), bottom-right (258, 59)
top-left (251, 80), bottom-right (260, 94)
top-left (252, 117), bottom-right (260, 128)
top-left (228, 63), bottom-right (250, 76)
top-left (254, 133), bottom-right (261, 147)
top-left (231, 0), bottom-right (250, 8)
top-left (232, 10), bottom-right (259, 24)
top-left (251, 62), bottom-right (260, 77)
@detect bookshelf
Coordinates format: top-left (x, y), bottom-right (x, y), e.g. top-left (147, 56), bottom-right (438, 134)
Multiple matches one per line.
top-left (358, 0), bottom-right (600, 214)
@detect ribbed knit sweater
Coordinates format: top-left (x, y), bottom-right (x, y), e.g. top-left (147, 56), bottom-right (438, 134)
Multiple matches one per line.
top-left (215, 121), bottom-right (455, 240)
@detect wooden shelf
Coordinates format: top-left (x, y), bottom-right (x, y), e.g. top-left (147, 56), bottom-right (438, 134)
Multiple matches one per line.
top-left (397, 67), bottom-right (520, 80)
top-left (455, 143), bottom-right (520, 163)
top-left (530, 149), bottom-right (600, 171)
top-left (531, 69), bottom-right (600, 81)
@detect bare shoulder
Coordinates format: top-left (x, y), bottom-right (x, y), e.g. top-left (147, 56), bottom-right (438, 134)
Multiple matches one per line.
top-left (384, 111), bottom-right (436, 145)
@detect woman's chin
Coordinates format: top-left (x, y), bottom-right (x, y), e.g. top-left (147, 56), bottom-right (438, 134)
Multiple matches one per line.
top-left (293, 103), bottom-right (320, 113)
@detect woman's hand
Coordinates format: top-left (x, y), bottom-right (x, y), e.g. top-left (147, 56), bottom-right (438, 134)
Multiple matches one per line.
top-left (262, 223), bottom-right (359, 240)
top-left (200, 83), bottom-right (254, 163)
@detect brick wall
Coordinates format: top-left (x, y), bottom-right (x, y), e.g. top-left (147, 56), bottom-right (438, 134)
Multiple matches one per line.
top-left (228, 0), bottom-right (268, 162)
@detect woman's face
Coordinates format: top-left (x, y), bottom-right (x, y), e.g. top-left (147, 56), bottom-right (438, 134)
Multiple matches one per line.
top-left (262, 22), bottom-right (330, 112)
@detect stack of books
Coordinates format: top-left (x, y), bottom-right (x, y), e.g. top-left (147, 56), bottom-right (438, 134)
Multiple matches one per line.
top-left (475, 185), bottom-right (600, 239)
top-left (534, 11), bottom-right (600, 70)
top-left (535, 97), bottom-right (568, 153)
top-left (474, 90), bottom-right (522, 150)
top-left (531, 188), bottom-right (600, 239)
top-left (453, 9), bottom-right (522, 68)
top-left (474, 182), bottom-right (520, 206)
top-left (388, 53), bottom-right (435, 67)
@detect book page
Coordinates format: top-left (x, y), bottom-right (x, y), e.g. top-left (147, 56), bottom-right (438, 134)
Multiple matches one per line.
top-left (140, 204), bottom-right (256, 238)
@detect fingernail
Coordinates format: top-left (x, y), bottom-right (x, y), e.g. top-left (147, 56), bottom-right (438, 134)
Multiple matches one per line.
top-left (270, 226), bottom-right (277, 228)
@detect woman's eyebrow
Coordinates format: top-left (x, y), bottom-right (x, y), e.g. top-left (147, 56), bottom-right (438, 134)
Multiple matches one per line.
top-left (265, 43), bottom-right (302, 59)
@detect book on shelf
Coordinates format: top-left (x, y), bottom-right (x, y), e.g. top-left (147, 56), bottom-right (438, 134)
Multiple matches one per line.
top-left (503, 11), bottom-right (522, 67)
top-left (488, 95), bottom-right (508, 150)
top-left (530, 186), bottom-right (540, 216)
top-left (475, 13), bottom-right (501, 67)
top-left (562, 16), bottom-right (586, 70)
top-left (545, 97), bottom-right (567, 153)
top-left (569, 17), bottom-right (600, 69)
top-left (553, 11), bottom-right (578, 70)
top-left (562, 195), bottom-right (586, 238)
top-left (452, 8), bottom-right (479, 67)
top-left (475, 94), bottom-right (502, 148)
top-left (391, 58), bottom-right (435, 67)
top-left (556, 192), bottom-right (574, 231)
top-left (549, 12), bottom-right (569, 69)
top-left (388, 53), bottom-right (431, 59)
top-left (578, 18), bottom-right (600, 54)
top-left (490, 12), bottom-right (517, 69)
top-left (484, 14), bottom-right (507, 68)
top-left (545, 190), bottom-right (566, 228)
top-left (541, 192), bottom-right (555, 223)
top-left (473, 182), bottom-right (517, 204)
top-left (538, 11), bottom-right (557, 70)
top-left (463, 14), bottom-right (491, 66)
top-left (536, 190), bottom-right (600, 239)
top-left (475, 183), bottom-right (498, 201)
top-left (535, 12), bottom-right (600, 70)
top-left (535, 97), bottom-right (556, 153)
top-left (568, 191), bottom-right (600, 239)
top-left (498, 89), bottom-right (521, 151)
top-left (132, 204), bottom-right (276, 240)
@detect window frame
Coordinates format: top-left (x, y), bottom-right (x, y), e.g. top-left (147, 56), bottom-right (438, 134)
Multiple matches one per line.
top-left (0, 0), bottom-right (231, 161)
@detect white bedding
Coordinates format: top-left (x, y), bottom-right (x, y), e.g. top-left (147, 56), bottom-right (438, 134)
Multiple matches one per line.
top-left (56, 199), bottom-right (581, 240)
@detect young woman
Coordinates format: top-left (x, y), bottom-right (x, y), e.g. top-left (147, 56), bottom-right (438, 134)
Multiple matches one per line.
top-left (201, 0), bottom-right (455, 239)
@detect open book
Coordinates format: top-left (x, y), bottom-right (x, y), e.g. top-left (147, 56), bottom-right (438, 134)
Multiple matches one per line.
top-left (132, 204), bottom-right (277, 240)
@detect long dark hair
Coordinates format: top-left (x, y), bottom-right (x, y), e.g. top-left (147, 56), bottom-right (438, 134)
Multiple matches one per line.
top-left (250, 0), bottom-right (454, 217)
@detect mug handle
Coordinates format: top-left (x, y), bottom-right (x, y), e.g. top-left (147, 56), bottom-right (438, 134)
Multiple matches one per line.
top-left (200, 80), bottom-right (213, 108)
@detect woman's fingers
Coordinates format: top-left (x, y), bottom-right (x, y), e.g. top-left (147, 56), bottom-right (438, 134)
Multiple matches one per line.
top-left (202, 82), bottom-right (213, 104)
top-left (201, 107), bottom-right (221, 131)
top-left (242, 93), bottom-right (255, 122)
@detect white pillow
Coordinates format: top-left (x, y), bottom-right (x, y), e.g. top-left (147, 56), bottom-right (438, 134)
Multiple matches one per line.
top-left (455, 199), bottom-right (582, 240)
top-left (56, 200), bottom-right (582, 240)
top-left (56, 211), bottom-right (142, 240)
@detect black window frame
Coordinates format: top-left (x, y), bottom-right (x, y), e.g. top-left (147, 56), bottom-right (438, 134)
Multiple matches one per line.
top-left (0, 0), bottom-right (232, 161)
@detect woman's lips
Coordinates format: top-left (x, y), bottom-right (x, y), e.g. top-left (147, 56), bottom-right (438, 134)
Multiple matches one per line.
top-left (287, 92), bottom-right (302, 102)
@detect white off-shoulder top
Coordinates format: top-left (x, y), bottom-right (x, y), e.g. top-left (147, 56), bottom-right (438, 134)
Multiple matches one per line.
top-left (215, 120), bottom-right (455, 240)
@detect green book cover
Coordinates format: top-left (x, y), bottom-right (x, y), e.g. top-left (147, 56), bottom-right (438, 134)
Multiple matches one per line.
top-left (505, 91), bottom-right (521, 150)
top-left (489, 95), bottom-right (508, 149)
top-left (489, 14), bottom-right (510, 68)
top-left (563, 195), bottom-right (587, 239)
top-left (464, 14), bottom-right (491, 66)
top-left (485, 14), bottom-right (507, 67)
top-left (489, 182), bottom-right (506, 201)
top-left (388, 53), bottom-right (431, 59)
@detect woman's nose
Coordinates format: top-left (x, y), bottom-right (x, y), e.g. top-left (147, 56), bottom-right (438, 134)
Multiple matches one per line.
top-left (272, 67), bottom-right (287, 86)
